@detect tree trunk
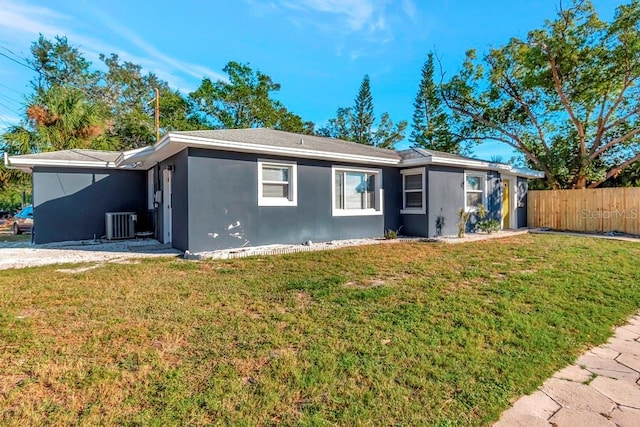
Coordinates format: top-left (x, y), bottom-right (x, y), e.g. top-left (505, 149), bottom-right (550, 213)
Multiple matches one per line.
top-left (574, 176), bottom-right (587, 189)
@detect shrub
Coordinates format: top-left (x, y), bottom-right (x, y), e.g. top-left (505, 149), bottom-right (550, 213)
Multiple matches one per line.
top-left (476, 218), bottom-right (501, 234)
top-left (457, 208), bottom-right (472, 238)
top-left (384, 226), bottom-right (403, 240)
top-left (474, 203), bottom-right (501, 234)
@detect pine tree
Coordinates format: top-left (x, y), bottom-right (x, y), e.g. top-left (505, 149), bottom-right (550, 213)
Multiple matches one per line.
top-left (318, 74), bottom-right (407, 148)
top-left (352, 75), bottom-right (375, 145)
top-left (410, 53), bottom-right (458, 153)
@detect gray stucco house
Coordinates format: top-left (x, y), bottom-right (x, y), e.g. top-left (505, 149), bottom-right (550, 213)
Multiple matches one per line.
top-left (5, 128), bottom-right (543, 252)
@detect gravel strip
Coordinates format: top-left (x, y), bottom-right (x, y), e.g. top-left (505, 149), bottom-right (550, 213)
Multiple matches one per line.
top-left (0, 230), bottom-right (529, 269)
top-left (190, 230), bottom-right (527, 259)
top-left (0, 239), bottom-right (180, 270)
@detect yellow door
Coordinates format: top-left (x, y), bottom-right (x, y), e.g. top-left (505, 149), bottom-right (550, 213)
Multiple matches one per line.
top-left (502, 180), bottom-right (510, 229)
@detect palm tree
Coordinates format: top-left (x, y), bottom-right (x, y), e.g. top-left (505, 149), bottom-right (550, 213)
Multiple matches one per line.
top-left (2, 85), bottom-right (118, 155)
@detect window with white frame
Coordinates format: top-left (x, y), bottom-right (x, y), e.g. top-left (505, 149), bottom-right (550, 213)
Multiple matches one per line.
top-left (464, 171), bottom-right (486, 211)
top-left (332, 167), bottom-right (382, 216)
top-left (401, 168), bottom-right (425, 214)
top-left (258, 160), bottom-right (297, 206)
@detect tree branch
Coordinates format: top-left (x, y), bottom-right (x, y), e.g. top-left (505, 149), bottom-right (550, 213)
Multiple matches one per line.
top-left (601, 107), bottom-right (639, 134)
top-left (445, 102), bottom-right (556, 183)
top-left (588, 151), bottom-right (640, 188)
top-left (591, 127), bottom-right (640, 159)
top-left (545, 48), bottom-right (587, 155)
top-left (590, 75), bottom-right (634, 155)
top-left (500, 72), bottom-right (551, 156)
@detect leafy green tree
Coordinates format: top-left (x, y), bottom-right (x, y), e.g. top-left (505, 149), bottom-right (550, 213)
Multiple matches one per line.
top-left (100, 54), bottom-right (205, 148)
top-left (411, 53), bottom-right (460, 153)
top-left (317, 107), bottom-right (353, 140)
top-left (189, 61), bottom-right (313, 133)
top-left (28, 35), bottom-right (100, 95)
top-left (5, 37), bottom-right (210, 154)
top-left (441, 0), bottom-right (640, 189)
top-left (375, 113), bottom-right (407, 149)
top-left (319, 75), bottom-right (407, 148)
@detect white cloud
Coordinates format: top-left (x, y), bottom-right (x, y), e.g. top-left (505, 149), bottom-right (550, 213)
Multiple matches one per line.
top-left (401, 0), bottom-right (417, 23)
top-left (0, 1), bottom-right (69, 36)
top-left (94, 12), bottom-right (226, 83)
top-left (279, 0), bottom-right (378, 32)
top-left (275, 0), bottom-right (420, 36)
top-left (271, 0), bottom-right (419, 59)
top-left (0, 0), bottom-right (224, 93)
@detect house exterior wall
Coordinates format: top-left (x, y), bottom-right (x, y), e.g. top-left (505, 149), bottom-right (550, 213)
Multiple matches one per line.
top-left (399, 167), bottom-right (429, 237)
top-left (516, 177), bottom-right (529, 228)
top-left (185, 148), bottom-right (395, 252)
top-left (32, 167), bottom-right (146, 244)
top-left (486, 170), bottom-right (502, 220)
top-left (426, 166), bottom-right (464, 237)
top-left (383, 168), bottom-right (402, 234)
top-left (424, 166), bottom-right (502, 237)
top-left (156, 149), bottom-right (189, 251)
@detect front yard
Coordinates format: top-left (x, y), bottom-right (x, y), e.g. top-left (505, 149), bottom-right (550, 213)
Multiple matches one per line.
top-left (1, 234), bottom-right (639, 425)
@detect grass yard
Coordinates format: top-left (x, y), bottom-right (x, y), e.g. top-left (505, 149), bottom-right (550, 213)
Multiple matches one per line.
top-left (1, 234), bottom-right (639, 426)
top-left (0, 233), bottom-right (30, 243)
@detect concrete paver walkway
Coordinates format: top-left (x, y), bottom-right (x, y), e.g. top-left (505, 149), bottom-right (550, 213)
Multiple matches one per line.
top-left (495, 312), bottom-right (640, 426)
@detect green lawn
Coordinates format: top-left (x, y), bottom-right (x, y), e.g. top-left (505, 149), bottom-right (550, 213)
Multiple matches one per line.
top-left (1, 234), bottom-right (639, 426)
top-left (0, 233), bottom-right (30, 243)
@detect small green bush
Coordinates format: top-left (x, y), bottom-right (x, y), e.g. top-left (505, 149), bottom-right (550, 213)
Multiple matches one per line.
top-left (474, 204), bottom-right (500, 234)
top-left (476, 218), bottom-right (501, 234)
top-left (384, 226), bottom-right (403, 240)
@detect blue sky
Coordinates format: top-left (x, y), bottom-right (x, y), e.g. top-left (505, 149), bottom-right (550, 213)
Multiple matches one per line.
top-left (0, 0), bottom-right (624, 159)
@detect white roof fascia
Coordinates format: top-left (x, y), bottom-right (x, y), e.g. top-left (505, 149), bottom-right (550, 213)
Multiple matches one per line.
top-left (116, 145), bottom-right (154, 165)
top-left (510, 167), bottom-right (545, 179)
top-left (399, 154), bottom-right (544, 178)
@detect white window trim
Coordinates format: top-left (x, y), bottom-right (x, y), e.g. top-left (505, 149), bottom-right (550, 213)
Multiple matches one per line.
top-left (147, 168), bottom-right (155, 210)
top-left (331, 165), bottom-right (383, 217)
top-left (257, 159), bottom-right (297, 207)
top-left (400, 167), bottom-right (426, 215)
top-left (464, 170), bottom-right (487, 212)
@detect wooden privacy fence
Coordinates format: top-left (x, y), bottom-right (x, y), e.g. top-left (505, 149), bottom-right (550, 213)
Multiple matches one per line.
top-left (528, 188), bottom-right (640, 235)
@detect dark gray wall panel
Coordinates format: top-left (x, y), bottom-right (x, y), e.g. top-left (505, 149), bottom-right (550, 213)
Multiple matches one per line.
top-left (517, 177), bottom-right (529, 228)
top-left (427, 166), bottom-right (463, 237)
top-left (398, 168), bottom-right (428, 237)
top-left (486, 170), bottom-right (502, 221)
top-left (426, 166), bottom-right (502, 236)
top-left (401, 214), bottom-right (429, 237)
top-left (156, 149), bottom-right (189, 251)
top-left (186, 149), bottom-right (389, 252)
top-left (383, 169), bottom-right (402, 233)
top-left (32, 167), bottom-right (146, 244)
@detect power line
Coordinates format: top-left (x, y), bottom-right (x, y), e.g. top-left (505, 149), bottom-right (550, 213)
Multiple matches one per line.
top-left (0, 99), bottom-right (21, 116)
top-left (0, 45), bottom-right (33, 66)
top-left (0, 82), bottom-right (25, 96)
top-left (0, 44), bottom-right (26, 58)
top-left (0, 51), bottom-right (36, 71)
top-left (0, 91), bottom-right (23, 105)
top-left (0, 114), bottom-right (16, 128)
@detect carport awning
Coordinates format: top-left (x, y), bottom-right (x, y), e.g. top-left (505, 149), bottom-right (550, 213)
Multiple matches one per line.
top-left (5, 149), bottom-right (122, 172)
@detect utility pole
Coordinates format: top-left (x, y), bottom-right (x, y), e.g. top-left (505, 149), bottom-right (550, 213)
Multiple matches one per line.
top-left (154, 87), bottom-right (160, 141)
